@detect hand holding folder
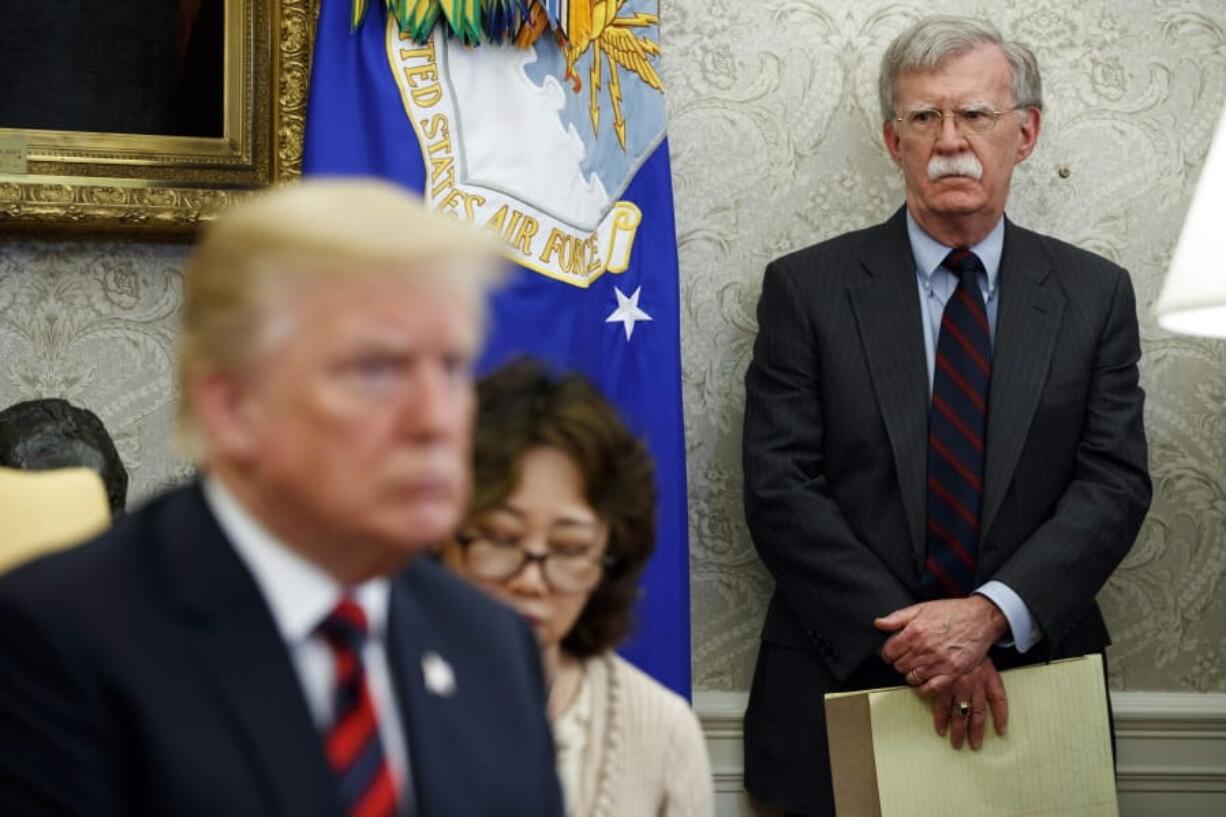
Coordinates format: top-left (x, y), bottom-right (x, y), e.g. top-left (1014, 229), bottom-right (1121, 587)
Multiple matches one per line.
top-left (825, 656), bottom-right (1118, 817)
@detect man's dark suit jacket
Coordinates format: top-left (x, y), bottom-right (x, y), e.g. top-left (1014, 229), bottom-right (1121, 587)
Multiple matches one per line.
top-left (0, 484), bottom-right (564, 817)
top-left (741, 208), bottom-right (1152, 814)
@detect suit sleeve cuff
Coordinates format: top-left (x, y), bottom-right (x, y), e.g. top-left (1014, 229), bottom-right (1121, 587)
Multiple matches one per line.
top-left (974, 581), bottom-right (1041, 653)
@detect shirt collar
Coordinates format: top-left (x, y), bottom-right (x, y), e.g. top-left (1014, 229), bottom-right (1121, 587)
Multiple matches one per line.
top-left (201, 476), bottom-right (389, 643)
top-left (906, 208), bottom-right (1005, 291)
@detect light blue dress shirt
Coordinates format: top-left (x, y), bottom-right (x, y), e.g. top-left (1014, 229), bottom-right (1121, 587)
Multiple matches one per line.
top-left (906, 210), bottom-right (1040, 654)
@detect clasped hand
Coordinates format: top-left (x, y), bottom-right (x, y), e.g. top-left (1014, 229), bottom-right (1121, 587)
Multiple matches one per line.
top-left (874, 596), bottom-right (1010, 749)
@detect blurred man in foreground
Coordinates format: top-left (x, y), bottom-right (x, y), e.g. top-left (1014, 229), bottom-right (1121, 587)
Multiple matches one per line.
top-left (0, 180), bottom-right (564, 817)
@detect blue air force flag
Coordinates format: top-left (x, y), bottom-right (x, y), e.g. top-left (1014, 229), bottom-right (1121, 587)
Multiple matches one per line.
top-left (303, 0), bottom-right (691, 696)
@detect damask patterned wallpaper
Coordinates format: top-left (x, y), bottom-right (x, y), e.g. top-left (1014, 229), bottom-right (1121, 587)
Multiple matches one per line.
top-left (0, 242), bottom-right (193, 497)
top-left (1, 0), bottom-right (1224, 693)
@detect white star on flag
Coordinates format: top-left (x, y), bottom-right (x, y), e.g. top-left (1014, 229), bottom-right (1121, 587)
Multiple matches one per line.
top-left (606, 286), bottom-right (653, 341)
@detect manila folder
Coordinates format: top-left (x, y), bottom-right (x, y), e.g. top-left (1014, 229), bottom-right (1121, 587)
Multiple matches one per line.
top-left (825, 655), bottom-right (1118, 817)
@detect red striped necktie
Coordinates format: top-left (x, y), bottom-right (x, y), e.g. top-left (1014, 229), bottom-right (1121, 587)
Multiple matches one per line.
top-left (317, 598), bottom-right (398, 817)
top-left (924, 248), bottom-right (991, 598)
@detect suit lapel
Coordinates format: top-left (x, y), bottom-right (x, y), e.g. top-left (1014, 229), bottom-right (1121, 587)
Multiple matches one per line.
top-left (386, 565), bottom-right (452, 817)
top-left (981, 221), bottom-right (1066, 541)
top-left (155, 486), bottom-right (339, 817)
top-left (847, 208), bottom-right (931, 564)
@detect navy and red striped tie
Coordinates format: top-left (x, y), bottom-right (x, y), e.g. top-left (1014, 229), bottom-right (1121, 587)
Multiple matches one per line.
top-left (317, 598), bottom-right (397, 817)
top-left (924, 248), bottom-right (991, 598)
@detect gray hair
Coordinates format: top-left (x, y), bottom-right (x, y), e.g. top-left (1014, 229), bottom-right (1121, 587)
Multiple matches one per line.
top-left (879, 16), bottom-right (1043, 123)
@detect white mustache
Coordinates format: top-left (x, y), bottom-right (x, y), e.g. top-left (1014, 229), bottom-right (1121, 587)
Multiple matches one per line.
top-left (928, 153), bottom-right (983, 182)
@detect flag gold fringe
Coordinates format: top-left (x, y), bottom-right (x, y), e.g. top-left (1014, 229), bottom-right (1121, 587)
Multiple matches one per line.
top-left (350, 0), bottom-right (566, 46)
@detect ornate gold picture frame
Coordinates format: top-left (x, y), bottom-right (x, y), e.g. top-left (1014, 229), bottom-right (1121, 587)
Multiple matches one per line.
top-left (0, 0), bottom-right (315, 237)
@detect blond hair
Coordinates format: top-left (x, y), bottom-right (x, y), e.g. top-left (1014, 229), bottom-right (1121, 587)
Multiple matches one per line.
top-left (176, 178), bottom-right (500, 458)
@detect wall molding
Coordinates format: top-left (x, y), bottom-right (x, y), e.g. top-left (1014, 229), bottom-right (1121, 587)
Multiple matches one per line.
top-left (1112, 692), bottom-right (1226, 798)
top-left (695, 690), bottom-right (1226, 815)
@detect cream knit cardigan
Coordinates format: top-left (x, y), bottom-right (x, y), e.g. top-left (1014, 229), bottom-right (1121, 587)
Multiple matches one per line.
top-left (553, 652), bottom-right (714, 817)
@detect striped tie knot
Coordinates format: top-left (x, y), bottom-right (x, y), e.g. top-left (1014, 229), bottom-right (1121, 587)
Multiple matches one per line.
top-left (943, 247), bottom-right (986, 288)
top-left (319, 597), bottom-right (369, 653)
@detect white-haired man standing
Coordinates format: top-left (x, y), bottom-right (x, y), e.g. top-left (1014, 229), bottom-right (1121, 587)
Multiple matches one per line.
top-left (742, 16), bottom-right (1151, 815)
top-left (0, 181), bottom-right (564, 817)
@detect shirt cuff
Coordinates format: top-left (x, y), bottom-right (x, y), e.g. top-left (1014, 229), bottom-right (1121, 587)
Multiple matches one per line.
top-left (974, 581), bottom-right (1041, 653)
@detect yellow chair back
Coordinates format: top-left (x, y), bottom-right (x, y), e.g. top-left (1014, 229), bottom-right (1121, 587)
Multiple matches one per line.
top-left (0, 465), bottom-right (110, 574)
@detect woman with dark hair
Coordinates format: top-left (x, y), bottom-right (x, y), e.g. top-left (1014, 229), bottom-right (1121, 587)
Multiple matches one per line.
top-left (442, 360), bottom-right (712, 817)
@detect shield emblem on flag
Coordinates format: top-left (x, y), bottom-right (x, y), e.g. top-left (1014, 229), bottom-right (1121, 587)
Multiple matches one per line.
top-left (386, 4), bottom-right (664, 288)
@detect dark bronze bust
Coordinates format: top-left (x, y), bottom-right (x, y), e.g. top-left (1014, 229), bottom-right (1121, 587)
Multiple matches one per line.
top-left (0, 399), bottom-right (128, 514)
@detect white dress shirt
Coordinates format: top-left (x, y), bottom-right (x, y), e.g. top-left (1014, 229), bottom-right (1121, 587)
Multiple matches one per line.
top-left (202, 477), bottom-right (414, 805)
top-left (906, 210), bottom-right (1041, 653)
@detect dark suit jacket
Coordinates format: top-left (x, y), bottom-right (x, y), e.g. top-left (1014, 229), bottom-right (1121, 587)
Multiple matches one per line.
top-left (0, 484), bottom-right (564, 817)
top-left (741, 208), bottom-right (1151, 814)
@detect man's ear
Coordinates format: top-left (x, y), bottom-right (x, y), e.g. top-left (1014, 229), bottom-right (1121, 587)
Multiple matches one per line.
top-left (189, 369), bottom-right (262, 465)
top-left (1014, 107), bottom-right (1042, 164)
top-left (883, 119), bottom-right (904, 167)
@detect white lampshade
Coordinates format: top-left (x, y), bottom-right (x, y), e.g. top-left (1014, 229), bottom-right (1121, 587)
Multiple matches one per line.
top-left (1156, 103), bottom-right (1226, 337)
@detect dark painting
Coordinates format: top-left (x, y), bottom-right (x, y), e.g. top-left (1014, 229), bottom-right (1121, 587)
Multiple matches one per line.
top-left (0, 0), bottom-right (225, 137)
